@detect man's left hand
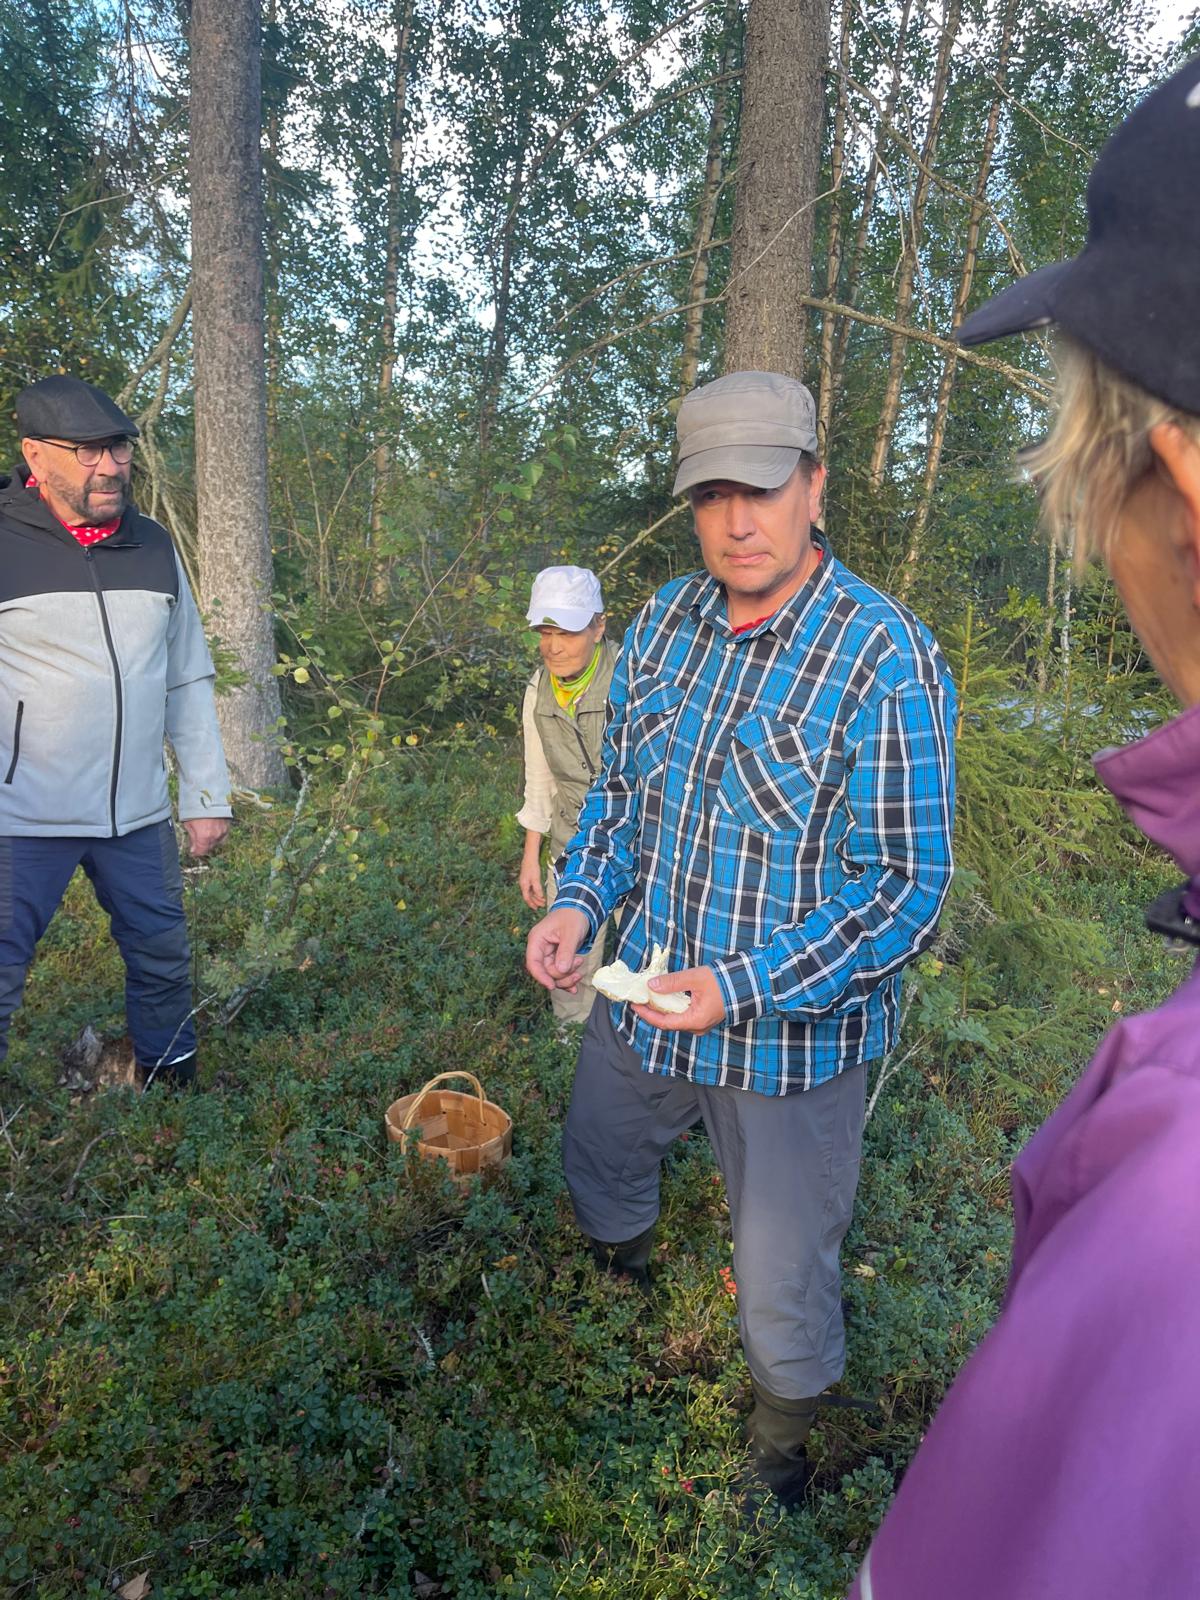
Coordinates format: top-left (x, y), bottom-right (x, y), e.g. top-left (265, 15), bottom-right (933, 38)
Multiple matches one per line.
top-left (629, 965), bottom-right (726, 1035)
top-left (183, 817), bottom-right (231, 857)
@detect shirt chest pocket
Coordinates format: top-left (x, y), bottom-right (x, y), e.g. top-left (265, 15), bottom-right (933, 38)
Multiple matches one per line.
top-left (627, 673), bottom-right (684, 782)
top-left (719, 713), bottom-right (844, 833)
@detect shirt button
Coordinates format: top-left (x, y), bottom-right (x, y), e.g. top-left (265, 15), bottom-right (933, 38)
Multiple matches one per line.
top-left (701, 710), bottom-right (711, 723)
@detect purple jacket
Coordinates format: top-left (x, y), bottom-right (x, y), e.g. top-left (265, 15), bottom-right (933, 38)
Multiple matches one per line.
top-left (849, 704), bottom-right (1200, 1600)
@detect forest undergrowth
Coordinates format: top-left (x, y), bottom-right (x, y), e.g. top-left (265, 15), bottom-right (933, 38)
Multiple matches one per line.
top-left (0, 738), bottom-right (1180, 1599)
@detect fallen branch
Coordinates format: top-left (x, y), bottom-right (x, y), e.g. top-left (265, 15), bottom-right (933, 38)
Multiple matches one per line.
top-left (798, 292), bottom-right (1050, 401)
top-left (62, 1129), bottom-right (117, 1202)
top-left (117, 287), bottom-right (193, 413)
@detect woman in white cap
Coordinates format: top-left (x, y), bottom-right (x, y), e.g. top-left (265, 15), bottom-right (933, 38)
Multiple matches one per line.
top-left (516, 566), bottom-right (617, 1025)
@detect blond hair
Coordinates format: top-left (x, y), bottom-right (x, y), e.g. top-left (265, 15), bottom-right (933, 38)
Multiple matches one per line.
top-left (1022, 337), bottom-right (1200, 566)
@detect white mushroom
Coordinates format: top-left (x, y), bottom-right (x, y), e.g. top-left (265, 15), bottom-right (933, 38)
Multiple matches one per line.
top-left (593, 944), bottom-right (691, 1014)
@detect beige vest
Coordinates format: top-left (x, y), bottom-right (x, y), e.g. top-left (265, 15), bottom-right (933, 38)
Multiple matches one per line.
top-left (534, 638), bottom-right (617, 857)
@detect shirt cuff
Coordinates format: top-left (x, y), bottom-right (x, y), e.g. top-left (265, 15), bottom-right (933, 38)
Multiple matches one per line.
top-left (711, 949), bottom-right (774, 1026)
top-left (549, 881), bottom-right (605, 952)
top-left (515, 805), bottom-right (549, 834)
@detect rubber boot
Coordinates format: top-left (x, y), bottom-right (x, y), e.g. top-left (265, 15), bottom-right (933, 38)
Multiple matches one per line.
top-left (741, 1381), bottom-right (819, 1513)
top-left (587, 1223), bottom-right (655, 1296)
top-left (139, 1051), bottom-right (198, 1090)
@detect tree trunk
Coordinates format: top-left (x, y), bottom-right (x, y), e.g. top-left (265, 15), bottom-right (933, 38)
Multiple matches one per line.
top-left (679, 0), bottom-right (739, 395)
top-left (1036, 533), bottom-right (1057, 697)
top-left (826, 0), bottom-right (918, 442)
top-left (190, 0), bottom-right (286, 790)
top-left (478, 103), bottom-right (531, 463)
top-left (897, 0), bottom-right (1017, 596)
top-left (866, 0), bottom-right (960, 491)
top-left (368, 0), bottom-right (415, 567)
top-left (814, 0), bottom-right (851, 453)
top-left (264, 0), bottom-right (282, 448)
top-left (723, 0), bottom-right (831, 378)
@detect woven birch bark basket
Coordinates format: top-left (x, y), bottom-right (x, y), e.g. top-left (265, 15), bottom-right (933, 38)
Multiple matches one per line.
top-left (385, 1071), bottom-right (512, 1183)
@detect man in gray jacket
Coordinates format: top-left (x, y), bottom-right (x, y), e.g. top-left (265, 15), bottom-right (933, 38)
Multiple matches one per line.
top-left (0, 375), bottom-right (232, 1087)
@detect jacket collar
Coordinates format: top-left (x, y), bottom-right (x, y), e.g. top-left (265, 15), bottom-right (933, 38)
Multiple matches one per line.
top-left (1, 463), bottom-right (139, 545)
top-left (1094, 702), bottom-right (1200, 923)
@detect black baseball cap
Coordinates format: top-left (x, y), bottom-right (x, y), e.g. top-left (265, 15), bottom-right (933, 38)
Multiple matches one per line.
top-left (957, 54), bottom-right (1200, 415)
top-left (16, 375), bottom-right (139, 443)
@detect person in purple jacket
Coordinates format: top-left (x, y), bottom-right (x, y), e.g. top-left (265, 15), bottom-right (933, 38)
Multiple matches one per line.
top-left (848, 55), bottom-right (1200, 1600)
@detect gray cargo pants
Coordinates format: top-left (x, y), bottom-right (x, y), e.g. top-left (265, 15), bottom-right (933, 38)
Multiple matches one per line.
top-left (563, 998), bottom-right (866, 1400)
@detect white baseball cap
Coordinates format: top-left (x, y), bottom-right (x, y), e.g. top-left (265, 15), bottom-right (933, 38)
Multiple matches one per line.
top-left (526, 566), bottom-right (604, 631)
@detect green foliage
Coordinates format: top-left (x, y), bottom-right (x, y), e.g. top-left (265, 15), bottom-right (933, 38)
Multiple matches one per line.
top-left (3, 0), bottom-right (1197, 1593)
top-left (0, 742), bottom-right (1181, 1597)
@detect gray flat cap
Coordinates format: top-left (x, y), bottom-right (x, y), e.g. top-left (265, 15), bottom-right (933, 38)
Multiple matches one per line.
top-left (16, 376), bottom-right (139, 443)
top-left (674, 370), bottom-right (818, 496)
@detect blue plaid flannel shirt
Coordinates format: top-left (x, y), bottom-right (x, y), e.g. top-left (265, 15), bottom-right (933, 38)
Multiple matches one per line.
top-left (553, 546), bottom-right (957, 1095)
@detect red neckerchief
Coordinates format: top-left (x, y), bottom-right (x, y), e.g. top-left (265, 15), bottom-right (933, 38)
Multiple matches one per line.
top-left (26, 473), bottom-right (121, 546)
top-left (730, 546), bottom-right (824, 635)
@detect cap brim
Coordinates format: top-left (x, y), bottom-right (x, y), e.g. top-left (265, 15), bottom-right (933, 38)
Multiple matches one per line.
top-left (527, 607), bottom-right (596, 632)
top-left (957, 260), bottom-right (1075, 348)
top-left (673, 444), bottom-right (801, 498)
top-left (81, 421), bottom-right (141, 441)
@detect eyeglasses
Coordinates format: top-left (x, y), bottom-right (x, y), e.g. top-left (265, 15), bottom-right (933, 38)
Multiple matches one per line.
top-left (30, 437), bottom-right (135, 467)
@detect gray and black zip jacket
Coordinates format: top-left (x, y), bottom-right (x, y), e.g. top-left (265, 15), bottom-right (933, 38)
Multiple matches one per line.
top-left (0, 467), bottom-right (232, 837)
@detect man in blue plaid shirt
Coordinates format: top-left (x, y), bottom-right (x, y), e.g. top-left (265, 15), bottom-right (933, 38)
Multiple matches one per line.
top-left (526, 370), bottom-right (956, 1511)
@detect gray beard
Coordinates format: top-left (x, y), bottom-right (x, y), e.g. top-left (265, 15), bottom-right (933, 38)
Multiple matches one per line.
top-left (53, 476), bottom-right (128, 524)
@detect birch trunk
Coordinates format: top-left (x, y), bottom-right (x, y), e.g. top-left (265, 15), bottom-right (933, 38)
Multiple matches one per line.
top-left (866, 0), bottom-right (960, 491)
top-left (826, 0), bottom-right (918, 433)
top-left (897, 0), bottom-right (1017, 596)
top-left (679, 0), bottom-right (740, 395)
top-left (478, 117), bottom-right (530, 462)
top-left (368, 0), bottom-right (415, 575)
top-left (815, 0), bottom-right (851, 453)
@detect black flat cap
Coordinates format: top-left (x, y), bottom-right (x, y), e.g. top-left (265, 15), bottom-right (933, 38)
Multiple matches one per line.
top-left (16, 376), bottom-right (139, 442)
top-left (958, 54), bottom-right (1200, 415)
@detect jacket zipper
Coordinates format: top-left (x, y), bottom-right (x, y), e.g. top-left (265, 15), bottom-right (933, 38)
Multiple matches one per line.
top-left (85, 547), bottom-right (123, 834)
top-left (3, 700), bottom-right (23, 785)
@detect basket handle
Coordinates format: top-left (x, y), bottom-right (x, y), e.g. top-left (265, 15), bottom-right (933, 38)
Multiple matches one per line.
top-left (400, 1070), bottom-right (487, 1132)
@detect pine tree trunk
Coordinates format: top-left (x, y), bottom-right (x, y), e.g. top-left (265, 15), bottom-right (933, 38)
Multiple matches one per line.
top-left (264, 0), bottom-right (281, 451)
top-left (190, 0), bottom-right (286, 790)
top-left (826, 0), bottom-right (918, 433)
top-left (680, 0), bottom-right (740, 395)
top-left (866, 0), bottom-right (960, 491)
top-left (369, 0), bottom-right (415, 579)
top-left (723, 0), bottom-right (831, 378)
top-left (815, 0), bottom-right (851, 453)
top-left (897, 0), bottom-right (1017, 597)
